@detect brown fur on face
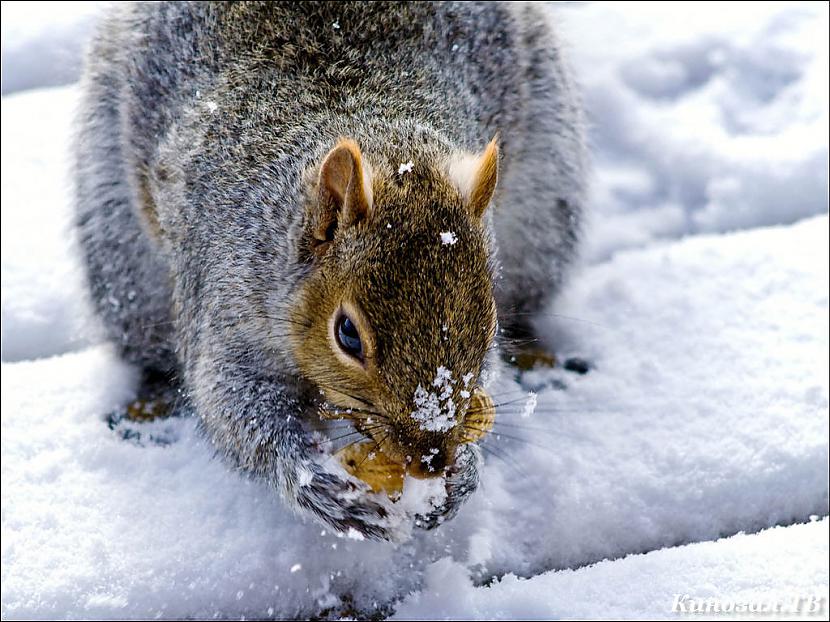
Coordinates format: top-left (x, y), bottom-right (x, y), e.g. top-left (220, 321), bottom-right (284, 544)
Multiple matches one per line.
top-left (291, 139), bottom-right (498, 478)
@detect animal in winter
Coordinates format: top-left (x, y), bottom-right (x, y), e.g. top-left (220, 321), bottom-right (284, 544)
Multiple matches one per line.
top-left (74, 1), bottom-right (587, 540)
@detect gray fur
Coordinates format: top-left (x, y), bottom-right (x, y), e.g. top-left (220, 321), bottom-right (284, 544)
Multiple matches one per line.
top-left (74, 1), bottom-right (586, 540)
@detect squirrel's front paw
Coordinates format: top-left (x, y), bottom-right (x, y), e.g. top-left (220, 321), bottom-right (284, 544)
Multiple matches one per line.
top-left (415, 444), bottom-right (481, 530)
top-left (293, 467), bottom-right (398, 541)
top-left (289, 445), bottom-right (480, 540)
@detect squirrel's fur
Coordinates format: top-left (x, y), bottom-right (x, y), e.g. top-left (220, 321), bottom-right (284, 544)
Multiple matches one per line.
top-left (74, 1), bottom-right (586, 540)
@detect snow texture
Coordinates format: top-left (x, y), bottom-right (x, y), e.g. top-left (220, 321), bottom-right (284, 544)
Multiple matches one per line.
top-left (0, 86), bottom-right (98, 362)
top-left (520, 391), bottom-right (536, 419)
top-left (440, 231), bottom-right (458, 246)
top-left (393, 519), bottom-right (830, 620)
top-left (0, 2), bottom-right (104, 95)
top-left (411, 366), bottom-right (459, 433)
top-left (1, 1), bottom-right (828, 619)
top-left (554, 1), bottom-right (829, 261)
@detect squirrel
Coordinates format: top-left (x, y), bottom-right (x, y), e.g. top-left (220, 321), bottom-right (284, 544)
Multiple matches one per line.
top-left (74, 1), bottom-right (586, 540)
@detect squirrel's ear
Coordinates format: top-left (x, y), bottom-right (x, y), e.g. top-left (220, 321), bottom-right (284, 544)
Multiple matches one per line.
top-left (313, 139), bottom-right (373, 247)
top-left (447, 136), bottom-right (499, 219)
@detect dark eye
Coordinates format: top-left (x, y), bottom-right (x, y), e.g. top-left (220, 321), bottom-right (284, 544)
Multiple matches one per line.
top-left (335, 314), bottom-right (363, 361)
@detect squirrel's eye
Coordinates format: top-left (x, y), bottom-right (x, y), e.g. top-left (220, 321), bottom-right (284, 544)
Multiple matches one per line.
top-left (335, 314), bottom-right (363, 361)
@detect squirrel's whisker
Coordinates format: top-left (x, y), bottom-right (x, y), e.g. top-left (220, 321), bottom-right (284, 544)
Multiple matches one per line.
top-left (497, 310), bottom-right (606, 329)
top-left (476, 429), bottom-right (555, 454)
top-left (477, 443), bottom-right (528, 480)
top-left (325, 423), bottom-right (386, 445)
top-left (356, 433), bottom-right (389, 471)
top-left (488, 420), bottom-right (574, 434)
top-left (314, 382), bottom-right (380, 413)
top-left (493, 406), bottom-right (625, 416)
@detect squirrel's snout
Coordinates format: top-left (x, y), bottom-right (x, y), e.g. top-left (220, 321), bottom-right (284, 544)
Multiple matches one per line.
top-left (398, 387), bottom-right (495, 478)
top-left (407, 447), bottom-right (450, 479)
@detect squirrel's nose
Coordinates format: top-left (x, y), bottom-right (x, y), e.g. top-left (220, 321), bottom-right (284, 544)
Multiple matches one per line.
top-left (407, 447), bottom-right (448, 479)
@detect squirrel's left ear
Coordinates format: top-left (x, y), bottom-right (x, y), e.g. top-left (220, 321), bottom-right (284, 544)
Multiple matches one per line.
top-left (447, 136), bottom-right (499, 219)
top-left (311, 139), bottom-right (373, 250)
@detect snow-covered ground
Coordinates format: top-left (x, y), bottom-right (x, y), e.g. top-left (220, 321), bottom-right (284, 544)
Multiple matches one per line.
top-left (393, 519), bottom-right (830, 620)
top-left (0, 1), bottom-right (101, 95)
top-left (1, 2), bottom-right (828, 619)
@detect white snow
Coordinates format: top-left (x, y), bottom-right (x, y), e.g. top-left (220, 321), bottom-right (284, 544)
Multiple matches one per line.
top-left (440, 231), bottom-right (458, 246)
top-left (1, 2), bottom-right (828, 619)
top-left (553, 1), bottom-right (829, 262)
top-left (411, 366), bottom-right (459, 433)
top-left (398, 476), bottom-right (448, 522)
top-left (1, 1), bottom-right (105, 95)
top-left (520, 391), bottom-right (536, 418)
top-left (447, 215), bottom-right (828, 581)
top-left (0, 86), bottom-right (98, 362)
top-left (1, 347), bottom-right (420, 620)
top-left (393, 519), bottom-right (830, 620)
top-left (398, 160), bottom-right (414, 175)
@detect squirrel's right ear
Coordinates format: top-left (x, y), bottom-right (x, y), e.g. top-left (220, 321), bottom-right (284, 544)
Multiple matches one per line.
top-left (311, 139), bottom-right (373, 251)
top-left (447, 136), bottom-right (499, 219)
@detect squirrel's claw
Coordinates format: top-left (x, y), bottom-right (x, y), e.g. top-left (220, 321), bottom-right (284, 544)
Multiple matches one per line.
top-left (293, 466), bottom-right (396, 541)
top-left (416, 443), bottom-right (481, 531)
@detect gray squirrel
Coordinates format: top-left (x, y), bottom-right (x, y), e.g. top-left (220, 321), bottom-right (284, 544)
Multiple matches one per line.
top-left (74, 1), bottom-right (586, 540)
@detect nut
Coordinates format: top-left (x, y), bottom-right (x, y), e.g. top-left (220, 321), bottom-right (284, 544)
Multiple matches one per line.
top-left (336, 441), bottom-right (405, 497)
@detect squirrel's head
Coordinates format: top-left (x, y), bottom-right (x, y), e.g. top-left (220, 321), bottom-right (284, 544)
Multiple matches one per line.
top-left (290, 136), bottom-right (499, 479)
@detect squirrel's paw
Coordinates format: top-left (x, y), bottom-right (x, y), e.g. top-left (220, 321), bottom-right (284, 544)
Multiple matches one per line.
top-left (292, 465), bottom-right (402, 541)
top-left (415, 443), bottom-right (481, 530)
top-left (125, 398), bottom-right (170, 421)
top-left (288, 444), bottom-right (480, 541)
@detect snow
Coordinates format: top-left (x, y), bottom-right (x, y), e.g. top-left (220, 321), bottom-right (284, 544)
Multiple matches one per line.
top-left (0, 2), bottom-right (105, 95)
top-left (552, 1), bottom-right (829, 262)
top-left (3, 215), bottom-right (825, 618)
top-left (0, 86), bottom-right (98, 362)
top-left (393, 519), bottom-right (830, 620)
top-left (411, 366), bottom-right (459, 433)
top-left (453, 214), bottom-right (829, 580)
top-left (1, 347), bottom-right (417, 620)
top-left (520, 392), bottom-right (536, 418)
top-left (440, 231), bottom-right (458, 246)
top-left (1, 2), bottom-right (828, 620)
top-left (398, 477), bottom-right (448, 522)
top-left (398, 160), bottom-right (414, 175)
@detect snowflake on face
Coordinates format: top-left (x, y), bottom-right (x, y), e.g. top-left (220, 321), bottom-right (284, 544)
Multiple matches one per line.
top-left (440, 231), bottom-right (458, 245)
top-left (410, 366), bottom-right (458, 432)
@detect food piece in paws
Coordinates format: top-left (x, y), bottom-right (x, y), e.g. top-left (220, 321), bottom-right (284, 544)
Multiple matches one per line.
top-left (336, 441), bottom-right (405, 497)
